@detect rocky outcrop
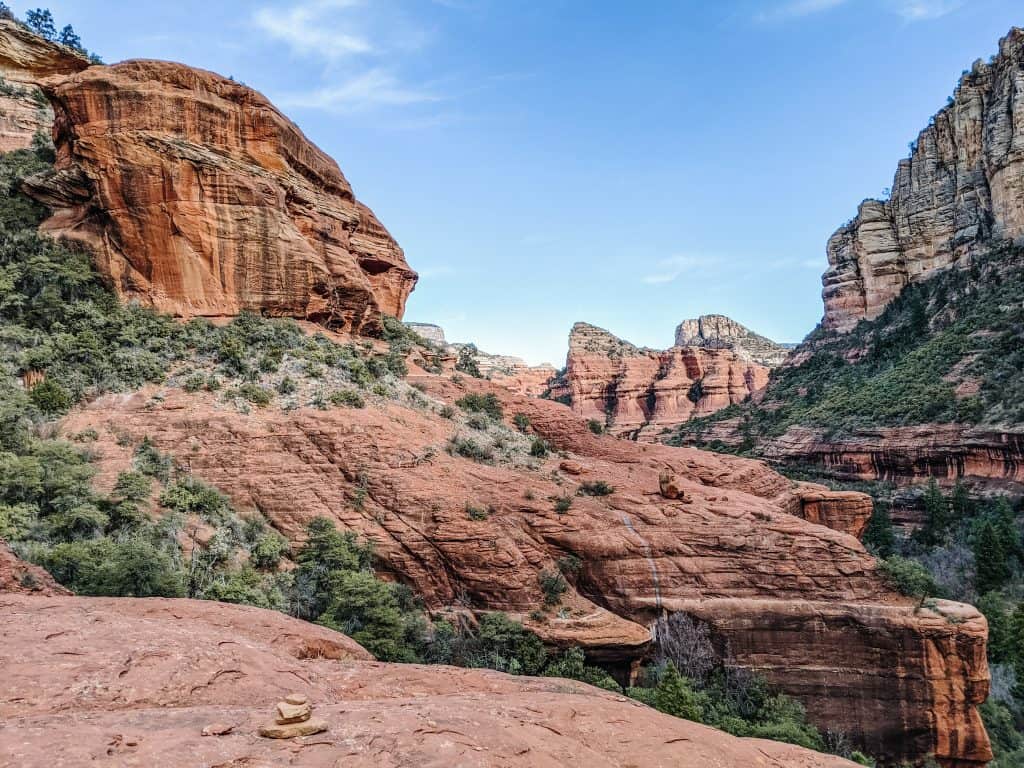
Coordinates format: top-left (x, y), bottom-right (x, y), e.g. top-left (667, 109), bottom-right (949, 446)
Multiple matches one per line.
top-left (671, 598), bottom-right (991, 766)
top-left (60, 375), bottom-right (988, 764)
top-left (553, 322), bottom-right (769, 440)
top-left (26, 60), bottom-right (417, 333)
top-left (0, 594), bottom-right (861, 768)
top-left (0, 540), bottom-right (69, 595)
top-left (759, 424), bottom-right (1024, 492)
top-left (405, 322), bottom-right (557, 396)
top-left (0, 19), bottom-right (88, 152)
top-left (675, 314), bottom-right (791, 367)
top-left (823, 27), bottom-right (1024, 331)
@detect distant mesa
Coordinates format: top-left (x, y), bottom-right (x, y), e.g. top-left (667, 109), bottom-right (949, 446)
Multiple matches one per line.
top-left (549, 315), bottom-right (782, 440)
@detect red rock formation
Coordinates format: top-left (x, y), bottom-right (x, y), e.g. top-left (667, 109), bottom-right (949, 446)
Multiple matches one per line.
top-left (823, 27), bottom-right (1024, 331)
top-left (60, 375), bottom-right (988, 765)
top-left (759, 424), bottom-right (1024, 492)
top-left (0, 19), bottom-right (88, 152)
top-left (0, 594), bottom-right (860, 768)
top-left (27, 59), bottom-right (417, 333)
top-left (552, 322), bottom-right (769, 440)
top-left (0, 540), bottom-right (69, 595)
top-left (675, 314), bottom-right (792, 367)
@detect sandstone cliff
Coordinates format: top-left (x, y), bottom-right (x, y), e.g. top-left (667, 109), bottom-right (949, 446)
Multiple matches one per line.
top-left (552, 322), bottom-right (770, 440)
top-left (675, 314), bottom-right (791, 367)
top-left (0, 594), bottom-right (861, 767)
top-left (0, 19), bottom-right (88, 152)
top-left (823, 27), bottom-right (1024, 331)
top-left (26, 59), bottom-right (417, 334)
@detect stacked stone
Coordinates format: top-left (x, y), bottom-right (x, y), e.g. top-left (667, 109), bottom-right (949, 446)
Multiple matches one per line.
top-left (257, 693), bottom-right (327, 739)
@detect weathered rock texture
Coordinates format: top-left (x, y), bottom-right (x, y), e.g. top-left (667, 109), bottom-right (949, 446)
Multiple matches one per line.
top-left (26, 60), bottom-right (417, 333)
top-left (675, 314), bottom-right (791, 367)
top-left (0, 19), bottom-right (88, 152)
top-left (760, 424), bottom-right (1024, 492)
top-left (61, 376), bottom-right (988, 765)
top-left (823, 27), bottom-right (1024, 331)
top-left (0, 594), bottom-right (861, 768)
top-left (552, 322), bottom-right (770, 440)
top-left (0, 540), bottom-right (69, 595)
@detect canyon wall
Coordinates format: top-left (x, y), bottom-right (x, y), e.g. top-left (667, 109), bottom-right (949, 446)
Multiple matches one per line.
top-left (26, 59), bottom-right (417, 334)
top-left (823, 27), bottom-right (1024, 331)
top-left (553, 322), bottom-right (770, 440)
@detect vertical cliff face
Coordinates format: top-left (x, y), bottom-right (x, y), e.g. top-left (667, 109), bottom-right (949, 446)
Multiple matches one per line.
top-left (554, 322), bottom-right (770, 439)
top-left (0, 19), bottom-right (88, 152)
top-left (823, 27), bottom-right (1024, 331)
top-left (674, 314), bottom-right (791, 367)
top-left (26, 59), bottom-right (417, 334)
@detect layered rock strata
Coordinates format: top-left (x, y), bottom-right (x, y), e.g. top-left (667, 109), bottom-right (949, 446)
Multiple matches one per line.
top-left (552, 322), bottom-right (769, 440)
top-left (26, 60), bottom-right (417, 333)
top-left (760, 424), bottom-right (1024, 492)
top-left (0, 19), bottom-right (88, 152)
top-left (60, 376), bottom-right (988, 765)
top-left (674, 314), bottom-right (791, 367)
top-left (822, 27), bottom-right (1024, 331)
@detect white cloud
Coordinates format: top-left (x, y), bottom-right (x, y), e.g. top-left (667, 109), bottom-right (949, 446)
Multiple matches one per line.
top-left (252, 1), bottom-right (374, 60)
top-left (756, 0), bottom-right (964, 22)
top-left (890, 0), bottom-right (964, 20)
top-left (642, 255), bottom-right (721, 285)
top-left (755, 0), bottom-right (848, 21)
top-left (278, 69), bottom-right (441, 113)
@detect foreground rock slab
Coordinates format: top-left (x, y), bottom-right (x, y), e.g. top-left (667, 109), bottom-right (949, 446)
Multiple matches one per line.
top-left (0, 595), bottom-right (858, 768)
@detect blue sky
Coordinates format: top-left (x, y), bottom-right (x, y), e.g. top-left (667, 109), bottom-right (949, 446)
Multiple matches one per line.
top-left (23, 0), bottom-right (1023, 364)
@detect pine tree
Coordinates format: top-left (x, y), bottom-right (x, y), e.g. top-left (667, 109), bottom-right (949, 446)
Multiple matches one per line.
top-left (57, 24), bottom-right (82, 52)
top-left (915, 479), bottom-right (950, 546)
top-left (973, 516), bottom-right (1012, 595)
top-left (863, 500), bottom-right (896, 557)
top-left (950, 481), bottom-right (974, 519)
top-left (24, 8), bottom-right (56, 40)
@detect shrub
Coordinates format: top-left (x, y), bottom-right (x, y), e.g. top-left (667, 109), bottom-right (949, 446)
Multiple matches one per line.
top-left (134, 438), bottom-right (172, 482)
top-left (28, 378), bottom-right (71, 415)
top-left (233, 383), bottom-right (273, 407)
top-left (455, 392), bottom-right (503, 420)
top-left (466, 503), bottom-right (490, 521)
top-left (587, 419), bottom-right (604, 435)
top-left (544, 647), bottom-right (621, 692)
top-left (513, 412), bottom-right (531, 432)
top-left (878, 556), bottom-right (941, 606)
top-left (553, 495), bottom-right (573, 513)
top-left (455, 346), bottom-right (482, 378)
top-left (316, 570), bottom-right (422, 662)
top-left (329, 389), bottom-right (365, 408)
top-left (250, 531), bottom-right (289, 569)
top-left (32, 536), bottom-right (185, 597)
top-left (579, 480), bottom-right (614, 496)
top-left (276, 376), bottom-right (297, 395)
top-left (539, 569), bottom-right (567, 605)
top-left (529, 437), bottom-right (549, 458)
top-left (653, 662), bottom-right (704, 721)
top-left (448, 435), bottom-right (494, 463)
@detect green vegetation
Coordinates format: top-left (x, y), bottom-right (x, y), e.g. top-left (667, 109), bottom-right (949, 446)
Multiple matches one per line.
top-left (538, 569), bottom-right (567, 605)
top-left (529, 437), bottom-right (549, 458)
top-left (553, 494), bottom-right (573, 513)
top-left (455, 392), bottom-right (503, 421)
top-left (455, 345), bottom-right (482, 378)
top-left (578, 480), bottom-right (614, 497)
top-left (670, 241), bottom-right (1024, 452)
top-left (587, 418), bottom-right (604, 435)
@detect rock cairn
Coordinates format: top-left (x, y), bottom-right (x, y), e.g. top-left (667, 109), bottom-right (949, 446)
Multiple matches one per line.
top-left (257, 693), bottom-right (327, 739)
